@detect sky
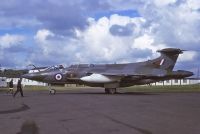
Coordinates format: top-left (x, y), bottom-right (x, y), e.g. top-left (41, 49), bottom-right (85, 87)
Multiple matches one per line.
top-left (0, 0), bottom-right (199, 75)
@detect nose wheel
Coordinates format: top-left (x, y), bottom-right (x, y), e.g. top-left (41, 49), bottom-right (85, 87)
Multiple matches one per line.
top-left (49, 89), bottom-right (56, 94)
top-left (48, 84), bottom-right (56, 95)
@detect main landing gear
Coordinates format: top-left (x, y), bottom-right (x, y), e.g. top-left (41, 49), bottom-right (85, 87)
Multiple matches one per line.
top-left (105, 88), bottom-right (117, 94)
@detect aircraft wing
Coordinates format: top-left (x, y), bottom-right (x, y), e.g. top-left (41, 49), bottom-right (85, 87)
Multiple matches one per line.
top-left (99, 72), bottom-right (160, 77)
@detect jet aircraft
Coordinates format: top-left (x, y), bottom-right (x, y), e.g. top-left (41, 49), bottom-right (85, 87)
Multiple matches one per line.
top-left (22, 48), bottom-right (193, 94)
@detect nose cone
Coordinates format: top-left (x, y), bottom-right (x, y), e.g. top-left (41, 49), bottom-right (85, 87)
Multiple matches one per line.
top-left (22, 73), bottom-right (32, 79)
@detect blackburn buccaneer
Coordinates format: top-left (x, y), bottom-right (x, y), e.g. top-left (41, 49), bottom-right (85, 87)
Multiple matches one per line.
top-left (22, 48), bottom-right (193, 94)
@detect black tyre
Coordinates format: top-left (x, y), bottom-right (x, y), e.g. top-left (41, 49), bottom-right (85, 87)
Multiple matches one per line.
top-left (49, 89), bottom-right (56, 95)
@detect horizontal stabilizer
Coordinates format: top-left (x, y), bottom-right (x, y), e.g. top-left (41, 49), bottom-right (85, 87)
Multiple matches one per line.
top-left (157, 48), bottom-right (184, 54)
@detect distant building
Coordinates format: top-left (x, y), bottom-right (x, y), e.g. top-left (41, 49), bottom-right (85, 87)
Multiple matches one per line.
top-left (2, 67), bottom-right (48, 87)
top-left (5, 78), bottom-right (47, 86)
top-left (0, 77), bottom-right (7, 87)
top-left (2, 76), bottom-right (199, 87)
top-left (154, 79), bottom-right (200, 86)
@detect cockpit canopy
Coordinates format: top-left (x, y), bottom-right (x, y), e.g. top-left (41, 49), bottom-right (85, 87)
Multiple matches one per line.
top-left (44, 65), bottom-right (64, 71)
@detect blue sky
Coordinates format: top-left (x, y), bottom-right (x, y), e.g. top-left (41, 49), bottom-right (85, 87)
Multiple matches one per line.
top-left (0, 0), bottom-right (199, 76)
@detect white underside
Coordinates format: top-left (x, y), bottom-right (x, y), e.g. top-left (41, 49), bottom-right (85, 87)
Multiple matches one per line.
top-left (80, 73), bottom-right (116, 83)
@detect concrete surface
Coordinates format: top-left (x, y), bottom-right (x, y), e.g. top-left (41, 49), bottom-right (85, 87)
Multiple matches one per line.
top-left (0, 88), bottom-right (200, 134)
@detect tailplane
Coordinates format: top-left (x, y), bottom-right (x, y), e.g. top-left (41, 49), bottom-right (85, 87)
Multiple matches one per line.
top-left (151, 48), bottom-right (183, 71)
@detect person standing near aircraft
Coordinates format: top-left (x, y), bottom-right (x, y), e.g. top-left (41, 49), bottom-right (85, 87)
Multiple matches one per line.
top-left (7, 79), bottom-right (14, 94)
top-left (13, 78), bottom-right (24, 97)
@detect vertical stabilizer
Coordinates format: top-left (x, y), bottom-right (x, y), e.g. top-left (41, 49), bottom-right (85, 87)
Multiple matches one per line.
top-left (152, 48), bottom-right (183, 71)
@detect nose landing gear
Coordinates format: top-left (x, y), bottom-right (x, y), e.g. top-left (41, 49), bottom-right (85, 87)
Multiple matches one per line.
top-left (48, 84), bottom-right (56, 95)
top-left (49, 89), bottom-right (56, 95)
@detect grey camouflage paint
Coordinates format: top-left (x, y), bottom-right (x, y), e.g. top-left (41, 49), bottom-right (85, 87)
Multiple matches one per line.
top-left (22, 48), bottom-right (193, 89)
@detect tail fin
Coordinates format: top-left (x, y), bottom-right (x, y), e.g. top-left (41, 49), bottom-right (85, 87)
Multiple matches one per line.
top-left (151, 48), bottom-right (183, 71)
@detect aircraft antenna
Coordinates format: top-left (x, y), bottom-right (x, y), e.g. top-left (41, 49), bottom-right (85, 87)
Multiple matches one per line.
top-left (27, 64), bottom-right (36, 69)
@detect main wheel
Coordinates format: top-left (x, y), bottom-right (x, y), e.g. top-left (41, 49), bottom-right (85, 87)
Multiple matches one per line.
top-left (109, 88), bottom-right (116, 94)
top-left (105, 88), bottom-right (109, 94)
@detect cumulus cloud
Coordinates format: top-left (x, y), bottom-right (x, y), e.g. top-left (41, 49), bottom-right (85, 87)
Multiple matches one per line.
top-left (132, 34), bottom-right (166, 52)
top-left (109, 24), bottom-right (134, 36)
top-left (141, 0), bottom-right (200, 70)
top-left (0, 0), bottom-right (199, 72)
top-left (153, 0), bottom-right (177, 7)
top-left (30, 2), bottom-right (200, 68)
top-left (31, 14), bottom-right (154, 66)
top-left (0, 34), bottom-right (25, 49)
top-left (187, 0), bottom-right (200, 10)
top-left (179, 51), bottom-right (198, 62)
top-left (34, 29), bottom-right (54, 44)
top-left (0, 34), bottom-right (27, 67)
top-left (0, 0), bottom-right (111, 35)
top-left (139, 0), bottom-right (200, 49)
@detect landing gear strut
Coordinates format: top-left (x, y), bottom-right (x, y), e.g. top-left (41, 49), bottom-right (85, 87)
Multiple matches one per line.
top-left (105, 88), bottom-right (116, 94)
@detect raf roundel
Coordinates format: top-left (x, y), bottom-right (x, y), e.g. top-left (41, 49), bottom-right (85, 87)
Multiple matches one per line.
top-left (55, 74), bottom-right (63, 81)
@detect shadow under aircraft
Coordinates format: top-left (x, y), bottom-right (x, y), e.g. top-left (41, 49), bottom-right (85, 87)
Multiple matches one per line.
top-left (22, 48), bottom-right (193, 94)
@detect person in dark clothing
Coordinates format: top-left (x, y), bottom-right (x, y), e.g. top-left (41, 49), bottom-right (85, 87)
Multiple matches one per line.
top-left (13, 78), bottom-right (24, 97)
top-left (7, 79), bottom-right (14, 94)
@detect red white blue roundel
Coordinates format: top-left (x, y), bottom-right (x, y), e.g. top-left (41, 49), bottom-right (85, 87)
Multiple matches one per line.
top-left (55, 74), bottom-right (63, 81)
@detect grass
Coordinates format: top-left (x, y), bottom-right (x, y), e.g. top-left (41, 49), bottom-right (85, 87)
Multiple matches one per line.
top-left (0, 87), bottom-right (8, 92)
top-left (1, 84), bottom-right (200, 93)
top-left (19, 85), bottom-right (92, 91)
top-left (122, 84), bottom-right (200, 93)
